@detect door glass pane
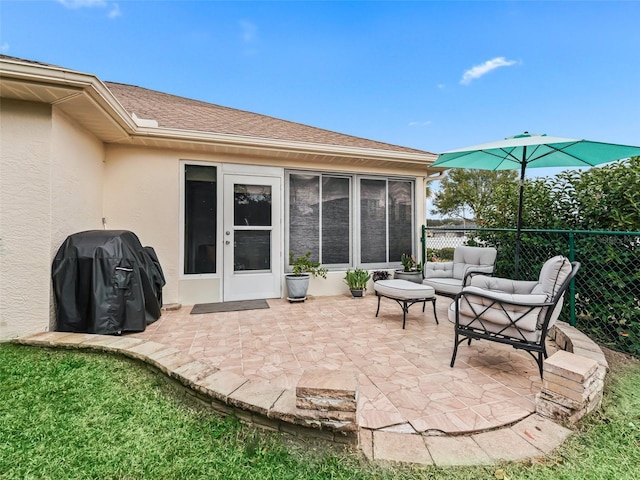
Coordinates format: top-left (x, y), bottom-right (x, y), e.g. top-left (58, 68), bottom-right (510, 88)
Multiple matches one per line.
top-left (184, 165), bottom-right (217, 274)
top-left (322, 176), bottom-right (350, 264)
top-left (234, 231), bottom-right (271, 271)
top-left (234, 184), bottom-right (272, 226)
top-left (388, 181), bottom-right (413, 262)
top-left (360, 179), bottom-right (387, 263)
top-left (289, 174), bottom-right (320, 262)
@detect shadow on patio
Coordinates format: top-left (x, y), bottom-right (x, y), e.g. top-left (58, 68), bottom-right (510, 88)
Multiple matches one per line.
top-left (130, 294), bottom-right (551, 435)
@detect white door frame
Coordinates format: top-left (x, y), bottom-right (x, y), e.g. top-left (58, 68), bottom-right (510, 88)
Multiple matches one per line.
top-left (222, 172), bottom-right (282, 301)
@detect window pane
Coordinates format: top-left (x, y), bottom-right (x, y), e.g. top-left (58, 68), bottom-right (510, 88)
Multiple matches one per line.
top-left (234, 231), bottom-right (271, 271)
top-left (388, 181), bottom-right (413, 262)
top-left (289, 174), bottom-right (320, 262)
top-left (322, 176), bottom-right (350, 264)
top-left (360, 179), bottom-right (387, 263)
top-left (234, 184), bottom-right (272, 226)
top-left (184, 165), bottom-right (217, 274)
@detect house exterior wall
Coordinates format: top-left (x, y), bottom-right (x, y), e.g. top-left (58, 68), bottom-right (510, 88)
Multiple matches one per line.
top-left (0, 99), bottom-right (53, 339)
top-left (103, 145), bottom-right (427, 306)
top-left (50, 109), bottom-right (105, 254)
top-left (49, 110), bottom-right (105, 333)
top-left (103, 145), bottom-right (183, 304)
top-left (0, 100), bottom-right (105, 339)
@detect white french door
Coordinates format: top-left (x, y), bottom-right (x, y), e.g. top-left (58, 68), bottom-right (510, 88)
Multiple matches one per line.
top-left (222, 174), bottom-right (281, 301)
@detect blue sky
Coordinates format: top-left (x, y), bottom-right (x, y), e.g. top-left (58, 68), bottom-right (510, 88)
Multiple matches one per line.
top-left (2, 0), bottom-right (639, 174)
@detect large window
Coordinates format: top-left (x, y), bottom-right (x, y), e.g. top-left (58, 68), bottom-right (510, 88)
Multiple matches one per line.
top-left (288, 173), bottom-right (351, 265)
top-left (184, 164), bottom-right (217, 274)
top-left (287, 171), bottom-right (414, 268)
top-left (360, 179), bottom-right (413, 264)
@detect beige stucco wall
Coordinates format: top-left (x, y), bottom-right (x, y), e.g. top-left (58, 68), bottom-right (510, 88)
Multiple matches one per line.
top-left (49, 110), bottom-right (105, 332)
top-left (0, 101), bottom-right (105, 339)
top-left (0, 100), bottom-right (52, 339)
top-left (103, 145), bottom-right (183, 304)
top-left (50, 109), bottom-right (105, 252)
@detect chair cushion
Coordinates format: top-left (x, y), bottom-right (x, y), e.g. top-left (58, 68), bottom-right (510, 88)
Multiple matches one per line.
top-left (422, 277), bottom-right (463, 296)
top-left (447, 302), bottom-right (542, 342)
top-left (375, 279), bottom-right (435, 300)
top-left (456, 286), bottom-right (548, 332)
top-left (453, 246), bottom-right (497, 264)
top-left (537, 255), bottom-right (572, 298)
top-left (469, 275), bottom-right (539, 294)
top-left (425, 261), bottom-right (454, 278)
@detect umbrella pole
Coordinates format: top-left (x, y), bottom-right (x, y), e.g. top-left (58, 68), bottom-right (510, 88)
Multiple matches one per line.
top-left (514, 156), bottom-right (527, 279)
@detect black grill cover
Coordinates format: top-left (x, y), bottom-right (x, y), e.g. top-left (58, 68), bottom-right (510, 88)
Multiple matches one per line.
top-left (52, 230), bottom-right (166, 335)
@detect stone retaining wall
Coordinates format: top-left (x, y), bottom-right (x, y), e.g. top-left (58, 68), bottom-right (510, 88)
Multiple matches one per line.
top-left (12, 332), bottom-right (358, 445)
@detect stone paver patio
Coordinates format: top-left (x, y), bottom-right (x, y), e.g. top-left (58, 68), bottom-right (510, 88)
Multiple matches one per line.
top-left (21, 292), bottom-right (617, 464)
top-left (17, 293), bottom-right (581, 465)
top-left (131, 294), bottom-right (556, 435)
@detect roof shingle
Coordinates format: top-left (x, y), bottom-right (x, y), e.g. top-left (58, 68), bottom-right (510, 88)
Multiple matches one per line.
top-left (105, 82), bottom-right (432, 155)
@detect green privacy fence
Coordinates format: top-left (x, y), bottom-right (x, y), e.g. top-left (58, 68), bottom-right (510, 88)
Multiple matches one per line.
top-left (421, 226), bottom-right (640, 356)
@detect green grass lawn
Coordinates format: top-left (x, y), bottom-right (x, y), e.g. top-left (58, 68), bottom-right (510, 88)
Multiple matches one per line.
top-left (1, 343), bottom-right (639, 479)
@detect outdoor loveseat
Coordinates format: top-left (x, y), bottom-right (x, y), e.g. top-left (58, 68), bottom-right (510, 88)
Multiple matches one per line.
top-left (422, 246), bottom-right (497, 297)
top-left (448, 255), bottom-right (580, 377)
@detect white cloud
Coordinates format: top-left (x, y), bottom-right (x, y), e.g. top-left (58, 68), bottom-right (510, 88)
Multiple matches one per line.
top-left (460, 57), bottom-right (518, 85)
top-left (58, 0), bottom-right (107, 8)
top-left (57, 0), bottom-right (121, 19)
top-left (1, 42), bottom-right (9, 53)
top-left (408, 121), bottom-right (432, 127)
top-left (436, 83), bottom-right (446, 90)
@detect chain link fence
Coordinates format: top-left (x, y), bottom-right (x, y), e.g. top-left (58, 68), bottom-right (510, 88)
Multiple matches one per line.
top-left (422, 226), bottom-right (640, 356)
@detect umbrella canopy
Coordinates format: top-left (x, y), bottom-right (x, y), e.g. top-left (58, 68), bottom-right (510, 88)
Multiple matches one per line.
top-left (432, 133), bottom-right (640, 276)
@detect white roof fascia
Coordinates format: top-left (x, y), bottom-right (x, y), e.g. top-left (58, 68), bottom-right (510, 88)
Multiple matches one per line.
top-left (130, 126), bottom-right (436, 165)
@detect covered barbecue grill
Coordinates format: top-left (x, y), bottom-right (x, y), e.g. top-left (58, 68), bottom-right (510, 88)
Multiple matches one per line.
top-left (52, 230), bottom-right (165, 335)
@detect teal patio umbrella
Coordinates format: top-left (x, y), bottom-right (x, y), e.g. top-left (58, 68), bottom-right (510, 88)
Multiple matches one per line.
top-left (432, 132), bottom-right (640, 277)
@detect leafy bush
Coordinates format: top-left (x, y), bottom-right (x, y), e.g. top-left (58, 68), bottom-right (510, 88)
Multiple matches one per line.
top-left (426, 248), bottom-right (455, 262)
top-left (469, 157), bottom-right (640, 355)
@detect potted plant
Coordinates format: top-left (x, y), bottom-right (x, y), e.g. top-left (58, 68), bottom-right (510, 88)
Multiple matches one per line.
top-left (394, 253), bottom-right (423, 283)
top-left (344, 267), bottom-right (371, 298)
top-left (372, 270), bottom-right (391, 282)
top-left (286, 251), bottom-right (328, 302)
